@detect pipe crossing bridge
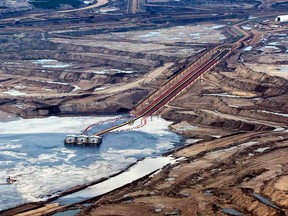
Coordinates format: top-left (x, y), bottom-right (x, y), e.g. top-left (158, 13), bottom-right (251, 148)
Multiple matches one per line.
top-left (85, 46), bottom-right (234, 137)
top-left (71, 24), bottom-right (250, 139)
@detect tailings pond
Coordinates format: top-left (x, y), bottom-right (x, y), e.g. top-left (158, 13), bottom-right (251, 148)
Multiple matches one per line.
top-left (0, 115), bottom-right (182, 211)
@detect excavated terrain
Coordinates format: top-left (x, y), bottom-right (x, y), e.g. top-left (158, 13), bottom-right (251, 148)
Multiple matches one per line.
top-left (0, 0), bottom-right (287, 215)
top-left (164, 31), bottom-right (288, 139)
top-left (0, 13), bottom-right (227, 118)
top-left (73, 24), bottom-right (288, 216)
top-left (0, 0), bottom-right (32, 18)
top-left (78, 131), bottom-right (288, 216)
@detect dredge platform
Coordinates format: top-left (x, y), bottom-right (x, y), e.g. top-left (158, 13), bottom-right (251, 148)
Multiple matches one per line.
top-left (64, 134), bottom-right (102, 145)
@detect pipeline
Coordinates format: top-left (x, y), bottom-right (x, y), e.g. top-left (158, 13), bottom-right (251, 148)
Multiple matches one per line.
top-left (66, 23), bottom-right (251, 141)
top-left (81, 45), bottom-right (239, 137)
top-left (107, 117), bottom-right (148, 134)
top-left (92, 49), bottom-right (229, 137)
top-left (84, 48), bottom-right (229, 138)
top-left (83, 114), bottom-right (135, 135)
top-left (136, 49), bottom-right (227, 117)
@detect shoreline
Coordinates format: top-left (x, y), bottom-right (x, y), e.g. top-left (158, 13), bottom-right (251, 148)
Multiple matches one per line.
top-left (76, 130), bottom-right (288, 216)
top-left (1, 106), bottom-right (287, 215)
top-left (0, 154), bottom-right (182, 215)
top-left (0, 113), bottom-right (184, 215)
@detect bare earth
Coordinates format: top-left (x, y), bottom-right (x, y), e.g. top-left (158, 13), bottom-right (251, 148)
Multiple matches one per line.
top-left (79, 131), bottom-right (288, 216)
top-left (0, 0), bottom-right (288, 215)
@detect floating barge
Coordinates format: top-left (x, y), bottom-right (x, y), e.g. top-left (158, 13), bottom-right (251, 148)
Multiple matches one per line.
top-left (64, 134), bottom-right (102, 145)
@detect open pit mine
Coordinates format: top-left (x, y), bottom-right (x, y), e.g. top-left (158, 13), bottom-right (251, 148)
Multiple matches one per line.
top-left (0, 0), bottom-right (287, 215)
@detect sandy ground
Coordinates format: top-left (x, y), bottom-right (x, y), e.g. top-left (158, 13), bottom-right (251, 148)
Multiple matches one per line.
top-left (88, 24), bottom-right (227, 45)
top-left (0, 3), bottom-right (288, 215)
top-left (97, 63), bottom-right (174, 94)
top-left (244, 63), bottom-right (288, 79)
top-left (68, 20), bottom-right (288, 216)
top-left (78, 131), bottom-right (288, 216)
top-left (201, 109), bottom-right (286, 128)
top-left (49, 38), bottom-right (202, 57)
top-left (0, 110), bottom-right (18, 122)
top-left (15, 203), bottom-right (62, 216)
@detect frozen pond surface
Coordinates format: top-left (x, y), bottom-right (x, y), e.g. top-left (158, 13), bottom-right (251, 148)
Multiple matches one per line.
top-left (32, 59), bottom-right (71, 68)
top-left (57, 156), bottom-right (178, 205)
top-left (0, 116), bottom-right (181, 211)
top-left (2, 90), bottom-right (28, 96)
